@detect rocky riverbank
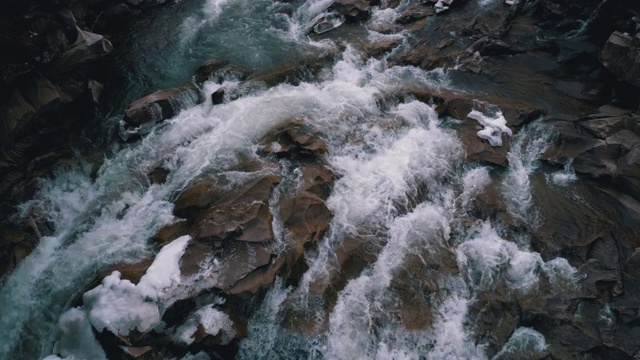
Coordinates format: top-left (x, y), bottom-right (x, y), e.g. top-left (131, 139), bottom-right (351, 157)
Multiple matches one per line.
top-left (3, 0), bottom-right (640, 359)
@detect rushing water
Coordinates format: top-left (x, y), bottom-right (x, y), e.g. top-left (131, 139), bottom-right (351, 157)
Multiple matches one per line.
top-left (0, 1), bottom-right (582, 359)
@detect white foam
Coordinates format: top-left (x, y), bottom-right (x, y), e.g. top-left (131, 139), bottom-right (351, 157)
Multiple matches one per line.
top-left (502, 122), bottom-right (553, 225)
top-left (459, 166), bottom-right (491, 209)
top-left (467, 108), bottom-right (512, 147)
top-left (542, 257), bottom-right (581, 289)
top-left (547, 163), bottom-right (577, 186)
top-left (493, 327), bottom-right (548, 359)
top-left (456, 222), bottom-right (578, 294)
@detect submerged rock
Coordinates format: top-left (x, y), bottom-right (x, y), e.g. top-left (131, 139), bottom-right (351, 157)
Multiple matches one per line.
top-left (311, 12), bottom-right (346, 35)
top-left (122, 84), bottom-right (203, 127)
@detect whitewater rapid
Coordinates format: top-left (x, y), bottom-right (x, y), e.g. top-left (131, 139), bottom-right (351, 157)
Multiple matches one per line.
top-left (0, 1), bottom-right (582, 359)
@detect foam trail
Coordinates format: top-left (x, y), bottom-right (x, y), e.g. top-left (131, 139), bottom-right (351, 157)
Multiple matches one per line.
top-left (501, 121), bottom-right (554, 226)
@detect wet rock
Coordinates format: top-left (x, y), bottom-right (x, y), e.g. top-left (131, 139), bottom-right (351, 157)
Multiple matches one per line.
top-left (311, 12), bottom-right (346, 35)
top-left (601, 31), bottom-right (640, 88)
top-left (366, 36), bottom-right (404, 57)
top-left (260, 122), bottom-right (329, 159)
top-left (328, 0), bottom-right (373, 21)
top-left (545, 107), bottom-right (640, 195)
top-left (366, 21), bottom-right (403, 34)
top-left (457, 50), bottom-right (483, 74)
top-left (280, 164), bottom-right (334, 250)
top-left (194, 59), bottom-right (251, 84)
top-left (211, 88), bottom-right (225, 105)
top-left (150, 219), bottom-right (188, 246)
top-left (246, 51), bottom-right (337, 88)
top-left (148, 166), bottom-right (169, 184)
top-left (443, 96), bottom-right (542, 128)
top-left (394, 4), bottom-right (434, 24)
top-left (122, 84), bottom-right (202, 127)
top-left (457, 124), bottom-right (510, 166)
top-left (466, 36), bottom-right (513, 56)
top-left (389, 37), bottom-right (459, 70)
top-left (188, 174), bottom-right (282, 243)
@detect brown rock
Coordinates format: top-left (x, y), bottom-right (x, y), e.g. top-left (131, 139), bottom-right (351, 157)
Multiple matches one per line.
top-left (151, 219), bottom-right (188, 246)
top-left (194, 59), bottom-right (229, 83)
top-left (189, 174), bottom-right (282, 243)
top-left (394, 4), bottom-right (433, 24)
top-left (457, 124), bottom-right (510, 166)
top-left (260, 122), bottom-right (329, 158)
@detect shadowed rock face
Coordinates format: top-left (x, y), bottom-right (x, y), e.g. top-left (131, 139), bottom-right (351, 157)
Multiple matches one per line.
top-left (602, 32), bottom-right (640, 88)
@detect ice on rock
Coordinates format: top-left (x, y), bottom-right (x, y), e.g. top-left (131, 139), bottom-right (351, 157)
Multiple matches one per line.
top-left (174, 305), bottom-right (235, 345)
top-left (83, 235), bottom-right (191, 335)
top-left (467, 102), bottom-right (512, 147)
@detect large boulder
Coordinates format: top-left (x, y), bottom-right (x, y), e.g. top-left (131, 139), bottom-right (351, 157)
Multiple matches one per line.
top-left (601, 32), bottom-right (640, 88)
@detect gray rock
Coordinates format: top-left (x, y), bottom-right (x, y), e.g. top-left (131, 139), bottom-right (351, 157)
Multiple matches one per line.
top-left (601, 32), bottom-right (640, 88)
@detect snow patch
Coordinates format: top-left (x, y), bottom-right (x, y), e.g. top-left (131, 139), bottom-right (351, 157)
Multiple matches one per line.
top-left (174, 305), bottom-right (235, 345)
top-left (83, 235), bottom-right (190, 335)
top-left (467, 104), bottom-right (512, 147)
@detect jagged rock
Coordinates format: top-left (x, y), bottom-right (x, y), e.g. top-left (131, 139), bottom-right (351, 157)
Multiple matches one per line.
top-left (47, 30), bottom-right (113, 80)
top-left (194, 59), bottom-right (229, 83)
top-left (122, 84), bottom-right (202, 127)
top-left (457, 50), bottom-right (483, 74)
top-left (394, 4), bottom-right (434, 24)
top-left (601, 31), bottom-right (640, 88)
top-left (466, 36), bottom-right (513, 56)
top-left (545, 107), bottom-right (640, 198)
top-left (187, 174), bottom-right (282, 243)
